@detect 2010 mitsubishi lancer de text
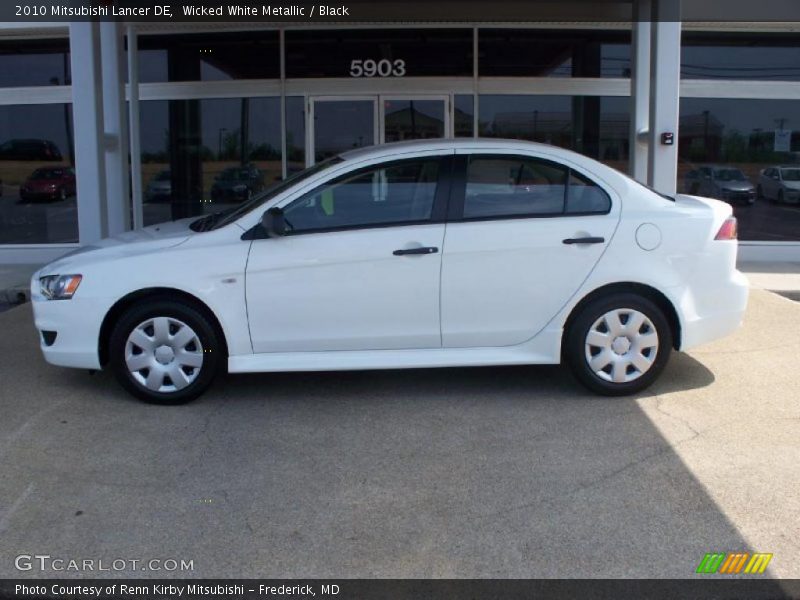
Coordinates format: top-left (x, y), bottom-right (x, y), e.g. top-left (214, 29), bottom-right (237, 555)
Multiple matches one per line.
top-left (31, 140), bottom-right (749, 404)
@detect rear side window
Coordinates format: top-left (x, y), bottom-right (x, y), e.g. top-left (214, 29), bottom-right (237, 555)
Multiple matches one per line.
top-left (464, 157), bottom-right (567, 218)
top-left (463, 155), bottom-right (610, 219)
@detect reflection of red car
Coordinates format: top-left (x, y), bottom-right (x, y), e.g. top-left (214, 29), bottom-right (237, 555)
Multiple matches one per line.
top-left (19, 166), bottom-right (76, 202)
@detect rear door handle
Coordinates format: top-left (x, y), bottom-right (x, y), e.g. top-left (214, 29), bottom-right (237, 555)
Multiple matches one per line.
top-left (562, 237), bottom-right (605, 245)
top-left (393, 246), bottom-right (439, 256)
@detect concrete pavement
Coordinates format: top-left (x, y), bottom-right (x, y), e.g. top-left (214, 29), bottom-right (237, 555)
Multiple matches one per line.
top-left (0, 290), bottom-right (798, 579)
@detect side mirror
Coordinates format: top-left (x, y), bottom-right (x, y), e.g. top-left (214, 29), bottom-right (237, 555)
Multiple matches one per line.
top-left (261, 206), bottom-right (287, 237)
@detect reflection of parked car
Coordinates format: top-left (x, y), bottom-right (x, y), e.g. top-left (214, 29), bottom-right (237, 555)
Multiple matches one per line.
top-left (210, 165), bottom-right (264, 203)
top-left (0, 139), bottom-right (62, 161)
top-left (19, 166), bottom-right (76, 202)
top-left (145, 170), bottom-right (172, 203)
top-left (684, 165), bottom-right (755, 205)
top-left (757, 166), bottom-right (800, 204)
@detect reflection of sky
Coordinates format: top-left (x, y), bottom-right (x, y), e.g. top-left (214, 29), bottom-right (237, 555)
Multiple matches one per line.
top-left (0, 53), bottom-right (69, 86)
top-left (0, 104), bottom-right (72, 157)
top-left (681, 47), bottom-right (800, 80)
top-left (139, 98), bottom-right (282, 156)
top-left (681, 98), bottom-right (800, 134)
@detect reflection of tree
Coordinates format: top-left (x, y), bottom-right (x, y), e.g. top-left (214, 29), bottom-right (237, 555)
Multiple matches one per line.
top-left (721, 130), bottom-right (748, 162)
top-left (220, 129), bottom-right (240, 161)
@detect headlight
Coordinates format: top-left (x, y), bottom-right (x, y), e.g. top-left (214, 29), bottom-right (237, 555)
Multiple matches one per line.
top-left (39, 274), bottom-right (82, 300)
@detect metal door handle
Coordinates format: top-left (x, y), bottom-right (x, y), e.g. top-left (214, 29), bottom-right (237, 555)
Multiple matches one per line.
top-left (562, 237), bottom-right (605, 245)
top-left (393, 246), bottom-right (439, 256)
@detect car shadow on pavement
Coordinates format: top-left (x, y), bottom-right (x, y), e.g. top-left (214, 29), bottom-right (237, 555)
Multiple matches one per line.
top-left (0, 304), bottom-right (781, 582)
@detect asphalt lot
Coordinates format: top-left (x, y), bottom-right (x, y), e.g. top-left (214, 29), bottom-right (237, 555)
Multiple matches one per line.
top-left (0, 290), bottom-right (798, 579)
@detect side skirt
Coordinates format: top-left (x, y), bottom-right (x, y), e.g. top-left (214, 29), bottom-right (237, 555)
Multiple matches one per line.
top-left (228, 329), bottom-right (562, 373)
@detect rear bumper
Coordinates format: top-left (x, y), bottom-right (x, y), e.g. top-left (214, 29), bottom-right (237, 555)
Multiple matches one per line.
top-left (678, 269), bottom-right (749, 351)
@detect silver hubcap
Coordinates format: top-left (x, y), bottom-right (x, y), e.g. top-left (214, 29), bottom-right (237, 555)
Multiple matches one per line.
top-left (125, 317), bottom-right (204, 393)
top-left (584, 308), bottom-right (659, 384)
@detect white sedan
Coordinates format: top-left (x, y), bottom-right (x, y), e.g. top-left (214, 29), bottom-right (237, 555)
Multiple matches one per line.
top-left (31, 140), bottom-right (749, 404)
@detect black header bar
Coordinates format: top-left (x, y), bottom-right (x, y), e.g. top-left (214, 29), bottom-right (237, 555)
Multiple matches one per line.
top-left (1, 0), bottom-right (800, 23)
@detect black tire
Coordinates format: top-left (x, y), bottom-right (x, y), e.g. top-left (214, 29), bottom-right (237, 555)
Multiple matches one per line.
top-left (564, 293), bottom-right (673, 396)
top-left (109, 298), bottom-right (223, 404)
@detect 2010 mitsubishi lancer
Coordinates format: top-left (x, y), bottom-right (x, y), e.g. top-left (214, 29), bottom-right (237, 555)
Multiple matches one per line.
top-left (31, 139), bottom-right (749, 404)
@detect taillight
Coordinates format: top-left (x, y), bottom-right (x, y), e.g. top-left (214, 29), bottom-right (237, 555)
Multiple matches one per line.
top-left (714, 217), bottom-right (738, 241)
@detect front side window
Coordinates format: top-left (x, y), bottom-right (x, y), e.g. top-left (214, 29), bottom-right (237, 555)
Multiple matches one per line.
top-left (283, 159), bottom-right (441, 233)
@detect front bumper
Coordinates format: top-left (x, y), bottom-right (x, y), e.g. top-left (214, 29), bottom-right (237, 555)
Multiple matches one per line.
top-left (31, 278), bottom-right (107, 370)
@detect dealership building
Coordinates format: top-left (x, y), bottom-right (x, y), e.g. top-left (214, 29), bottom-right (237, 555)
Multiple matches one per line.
top-left (1, 3), bottom-right (800, 265)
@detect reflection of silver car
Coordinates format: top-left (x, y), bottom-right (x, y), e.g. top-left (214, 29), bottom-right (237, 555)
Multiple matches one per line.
top-left (684, 165), bottom-right (755, 206)
top-left (758, 166), bottom-right (800, 204)
top-left (144, 170), bottom-right (171, 203)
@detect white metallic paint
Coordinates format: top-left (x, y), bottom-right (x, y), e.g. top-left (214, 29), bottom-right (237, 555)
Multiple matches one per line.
top-left (31, 139), bottom-right (749, 379)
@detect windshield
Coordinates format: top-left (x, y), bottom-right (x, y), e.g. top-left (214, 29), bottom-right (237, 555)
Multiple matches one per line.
top-left (31, 169), bottom-right (62, 180)
top-left (191, 156), bottom-right (343, 232)
top-left (715, 168), bottom-right (747, 182)
top-left (218, 168), bottom-right (250, 181)
top-left (780, 168), bottom-right (800, 182)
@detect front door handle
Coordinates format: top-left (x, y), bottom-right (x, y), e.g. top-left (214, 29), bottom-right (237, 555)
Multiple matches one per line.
top-left (393, 246), bottom-right (439, 256)
top-left (562, 237), bottom-right (605, 245)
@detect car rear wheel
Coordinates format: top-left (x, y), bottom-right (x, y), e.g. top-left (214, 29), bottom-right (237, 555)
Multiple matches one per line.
top-left (565, 293), bottom-right (672, 396)
top-left (109, 299), bottom-right (223, 404)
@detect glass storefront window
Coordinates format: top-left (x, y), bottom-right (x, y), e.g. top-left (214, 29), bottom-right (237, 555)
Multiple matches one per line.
top-left (285, 29), bottom-right (473, 78)
top-left (0, 104), bottom-right (78, 244)
top-left (681, 33), bottom-right (800, 81)
top-left (383, 99), bottom-right (446, 143)
top-left (139, 97), bottom-right (282, 226)
top-left (454, 95), bottom-right (475, 138)
top-left (0, 39), bottom-right (70, 87)
top-left (286, 96), bottom-right (306, 175)
top-left (137, 32), bottom-right (280, 83)
top-left (479, 29), bottom-right (631, 78)
top-left (478, 95), bottom-right (630, 172)
top-left (679, 98), bottom-right (800, 241)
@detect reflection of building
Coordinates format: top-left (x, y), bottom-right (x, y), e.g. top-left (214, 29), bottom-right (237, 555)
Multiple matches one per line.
top-left (384, 105), bottom-right (445, 142)
top-left (2, 8), bottom-right (800, 263)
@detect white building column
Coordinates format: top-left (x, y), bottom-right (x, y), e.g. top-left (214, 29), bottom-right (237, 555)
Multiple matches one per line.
top-left (647, 0), bottom-right (681, 194)
top-left (69, 22), bottom-right (107, 244)
top-left (629, 0), bottom-right (651, 182)
top-left (101, 21), bottom-right (131, 235)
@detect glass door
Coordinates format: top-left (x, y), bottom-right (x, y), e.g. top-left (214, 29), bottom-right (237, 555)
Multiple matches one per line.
top-left (307, 95), bottom-right (451, 166)
top-left (380, 96), bottom-right (450, 143)
top-left (308, 97), bottom-right (378, 166)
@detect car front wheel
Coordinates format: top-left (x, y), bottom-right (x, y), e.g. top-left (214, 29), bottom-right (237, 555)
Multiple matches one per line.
top-left (109, 299), bottom-right (223, 404)
top-left (565, 293), bottom-right (672, 396)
